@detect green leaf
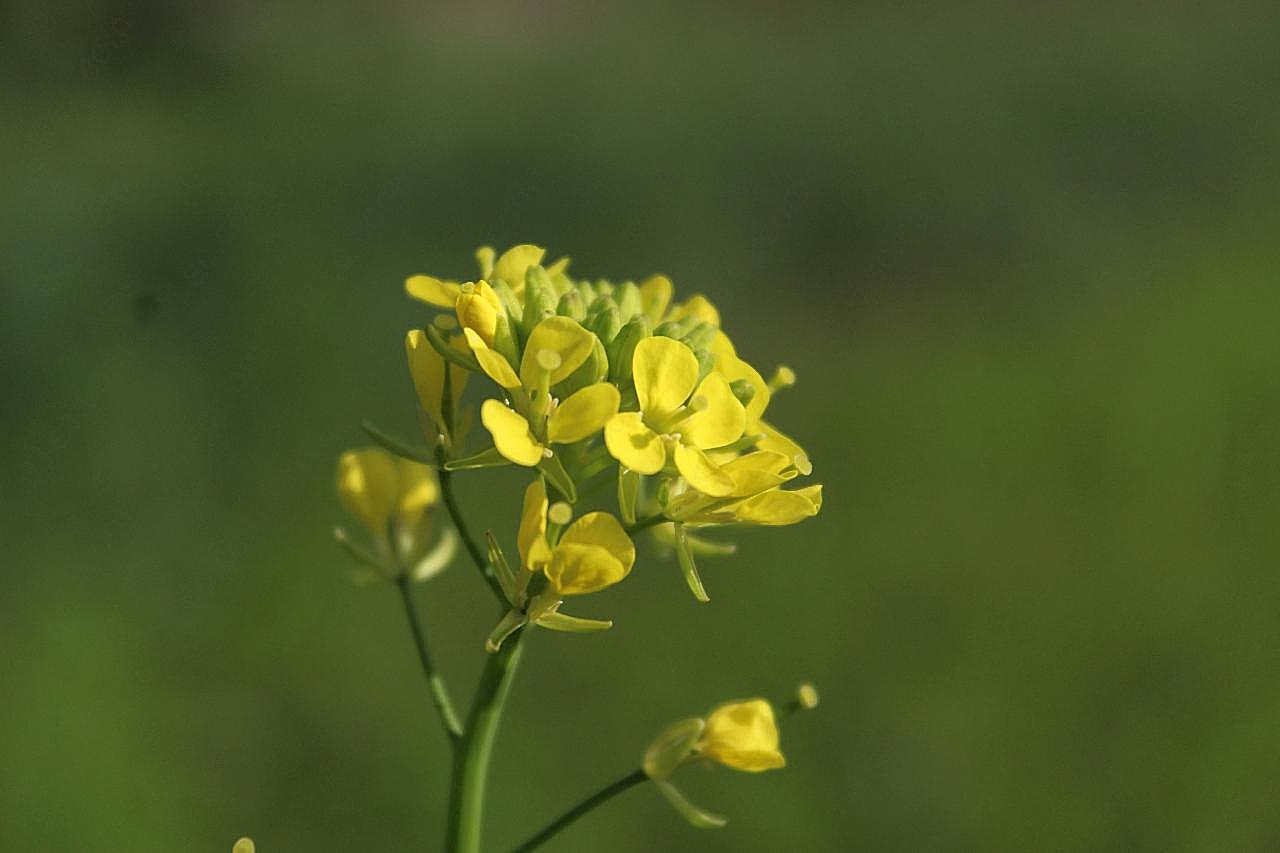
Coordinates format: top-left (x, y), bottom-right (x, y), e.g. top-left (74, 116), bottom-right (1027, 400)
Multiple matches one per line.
top-left (653, 779), bottom-right (727, 829)
top-left (674, 522), bottom-right (710, 603)
top-left (444, 446), bottom-right (511, 471)
top-left (486, 531), bottom-right (520, 603)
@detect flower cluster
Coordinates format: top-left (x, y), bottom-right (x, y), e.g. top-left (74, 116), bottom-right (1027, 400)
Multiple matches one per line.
top-left (383, 244), bottom-right (822, 619)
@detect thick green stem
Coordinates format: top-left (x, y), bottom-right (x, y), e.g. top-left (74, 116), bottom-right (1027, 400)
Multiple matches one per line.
top-left (508, 768), bottom-right (648, 852)
top-left (395, 576), bottom-right (463, 743)
top-left (624, 513), bottom-right (666, 535)
top-left (445, 631), bottom-right (525, 852)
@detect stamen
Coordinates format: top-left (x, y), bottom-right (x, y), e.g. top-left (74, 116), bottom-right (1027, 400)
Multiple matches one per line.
top-left (459, 282), bottom-right (477, 295)
top-left (541, 447), bottom-right (554, 459)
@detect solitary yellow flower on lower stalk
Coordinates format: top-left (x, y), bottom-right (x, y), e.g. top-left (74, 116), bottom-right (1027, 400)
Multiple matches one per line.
top-left (604, 336), bottom-right (746, 496)
top-left (641, 696), bottom-right (790, 830)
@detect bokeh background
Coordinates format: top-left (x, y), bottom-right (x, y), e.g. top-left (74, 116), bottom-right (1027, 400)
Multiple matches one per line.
top-left (4, 2), bottom-right (1280, 851)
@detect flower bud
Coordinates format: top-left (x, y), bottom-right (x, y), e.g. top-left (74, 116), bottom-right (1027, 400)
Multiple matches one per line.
top-left (588, 302), bottom-right (622, 345)
top-left (728, 377), bottom-right (757, 409)
top-left (607, 315), bottom-right (650, 384)
top-left (615, 281), bottom-right (643, 322)
top-left (521, 266), bottom-right (558, 337)
top-left (556, 289), bottom-right (587, 322)
top-left (455, 281), bottom-right (504, 346)
top-left (553, 336), bottom-right (609, 400)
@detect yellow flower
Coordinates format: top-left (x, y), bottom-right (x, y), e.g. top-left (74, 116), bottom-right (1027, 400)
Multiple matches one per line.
top-left (472, 316), bottom-right (618, 466)
top-left (405, 329), bottom-right (470, 437)
top-left (665, 450), bottom-right (823, 526)
top-left (455, 280), bottom-right (504, 346)
top-left (697, 698), bottom-right (786, 772)
top-left (603, 336), bottom-right (745, 496)
top-left (335, 448), bottom-right (438, 534)
top-left (518, 480), bottom-right (635, 595)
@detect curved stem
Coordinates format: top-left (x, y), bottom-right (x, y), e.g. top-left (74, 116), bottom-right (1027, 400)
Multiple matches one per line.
top-left (395, 576), bottom-right (463, 743)
top-left (446, 631), bottom-right (525, 852)
top-left (509, 768), bottom-right (648, 852)
top-left (435, 444), bottom-right (506, 602)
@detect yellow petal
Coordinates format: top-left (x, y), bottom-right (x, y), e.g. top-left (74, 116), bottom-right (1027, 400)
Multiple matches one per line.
top-left (405, 275), bottom-right (463, 308)
top-left (558, 511), bottom-right (636, 571)
top-left (492, 244), bottom-right (545, 293)
top-left (546, 255), bottom-right (571, 279)
top-left (681, 372), bottom-right (746, 450)
top-left (517, 479), bottom-right (550, 572)
top-left (519, 316), bottom-right (595, 387)
top-left (455, 281), bottom-right (504, 345)
top-left (720, 450), bottom-right (796, 497)
top-left (711, 331), bottom-right (770, 424)
top-left (396, 459), bottom-right (439, 525)
top-left (480, 400), bottom-right (545, 467)
top-left (406, 330), bottom-right (470, 429)
top-left (604, 412), bottom-right (666, 475)
top-left (463, 328), bottom-right (521, 389)
top-left (729, 484), bottom-right (823, 525)
top-left (673, 442), bottom-right (734, 497)
top-left (699, 699), bottom-right (785, 772)
top-left (638, 274), bottom-right (673, 324)
top-left (632, 336), bottom-right (698, 422)
top-left (547, 383), bottom-right (621, 444)
top-left (758, 420), bottom-right (812, 475)
top-left (667, 294), bottom-right (720, 328)
top-left (544, 543), bottom-right (627, 595)
top-left (336, 448), bottom-right (400, 533)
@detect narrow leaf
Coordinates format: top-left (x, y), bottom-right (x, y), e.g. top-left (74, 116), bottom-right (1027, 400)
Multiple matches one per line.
top-left (534, 610), bottom-right (613, 633)
top-left (444, 446), bottom-right (511, 471)
top-left (654, 779), bottom-right (727, 829)
top-left (361, 420), bottom-right (437, 465)
top-left (674, 523), bottom-right (710, 603)
top-left (538, 454), bottom-right (578, 503)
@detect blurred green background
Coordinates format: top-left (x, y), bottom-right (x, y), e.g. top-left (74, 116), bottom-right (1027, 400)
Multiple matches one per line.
top-left (4, 2), bottom-right (1280, 851)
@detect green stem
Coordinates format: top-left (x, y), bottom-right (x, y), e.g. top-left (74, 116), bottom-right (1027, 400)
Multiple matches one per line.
top-left (395, 576), bottom-right (463, 743)
top-left (508, 768), bottom-right (648, 853)
top-left (446, 631), bottom-right (526, 852)
top-left (625, 513), bottom-right (667, 535)
top-left (435, 444), bottom-right (507, 603)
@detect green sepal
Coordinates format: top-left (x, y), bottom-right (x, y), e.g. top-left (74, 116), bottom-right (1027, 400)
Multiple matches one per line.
top-left (728, 377), bottom-right (757, 408)
top-left (488, 279), bottom-right (523, 330)
top-left (643, 717), bottom-right (704, 780)
top-left (533, 610), bottom-right (613, 633)
top-left (492, 313), bottom-right (521, 371)
top-left (484, 608), bottom-right (528, 653)
top-left (653, 315), bottom-right (700, 341)
top-left (485, 531), bottom-right (520, 604)
top-left (410, 527), bottom-right (457, 582)
top-left (538, 453), bottom-right (578, 503)
top-left (680, 320), bottom-right (716, 352)
top-left (444, 446), bottom-right (511, 470)
top-left (607, 315), bottom-right (650, 384)
top-left (653, 779), bottom-right (728, 829)
top-left (617, 466), bottom-right (640, 525)
top-left (674, 522), bottom-right (710, 602)
top-left (424, 324), bottom-right (481, 372)
top-left (653, 523), bottom-right (736, 556)
top-left (362, 420), bottom-right (437, 466)
top-left (693, 348), bottom-right (716, 385)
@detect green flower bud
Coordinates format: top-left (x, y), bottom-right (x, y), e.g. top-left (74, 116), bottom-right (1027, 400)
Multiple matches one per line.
top-left (615, 281), bottom-right (642, 322)
top-left (521, 265), bottom-right (558, 337)
top-left (588, 302), bottom-right (622, 345)
top-left (694, 348), bottom-right (716, 384)
top-left (491, 313), bottom-right (520, 371)
top-left (608, 315), bottom-right (650, 384)
top-left (556, 290), bottom-right (587, 323)
top-left (679, 320), bottom-right (716, 351)
top-left (488, 279), bottom-right (523, 329)
top-left (653, 314), bottom-right (701, 341)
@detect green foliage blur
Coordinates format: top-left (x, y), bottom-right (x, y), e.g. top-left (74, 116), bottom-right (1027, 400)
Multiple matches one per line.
top-left (4, 3), bottom-right (1280, 851)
